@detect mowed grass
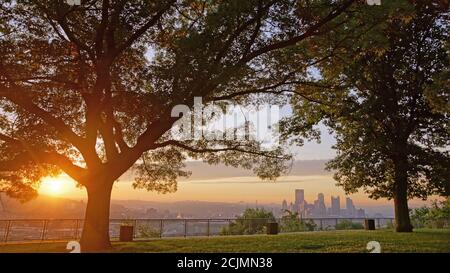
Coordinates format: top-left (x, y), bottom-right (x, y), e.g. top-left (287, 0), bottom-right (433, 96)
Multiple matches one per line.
top-left (0, 229), bottom-right (449, 253)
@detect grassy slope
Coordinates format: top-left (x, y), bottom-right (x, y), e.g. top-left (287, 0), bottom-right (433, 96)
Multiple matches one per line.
top-left (0, 229), bottom-right (449, 253)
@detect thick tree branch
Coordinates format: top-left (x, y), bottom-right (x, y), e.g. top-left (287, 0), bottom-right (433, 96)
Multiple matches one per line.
top-left (1, 76), bottom-right (80, 89)
top-left (240, 0), bottom-right (356, 63)
top-left (54, 5), bottom-right (96, 60)
top-left (154, 140), bottom-right (286, 159)
top-left (0, 85), bottom-right (86, 151)
top-left (0, 133), bottom-right (87, 183)
top-left (112, 119), bottom-right (129, 152)
top-left (111, 0), bottom-right (176, 59)
top-left (94, 0), bottom-right (111, 59)
top-left (215, 0), bottom-right (276, 62)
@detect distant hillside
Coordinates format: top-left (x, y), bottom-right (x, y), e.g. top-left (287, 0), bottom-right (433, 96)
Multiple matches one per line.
top-left (0, 195), bottom-right (86, 219)
top-left (0, 195), bottom-right (277, 219)
top-left (0, 160), bottom-right (332, 219)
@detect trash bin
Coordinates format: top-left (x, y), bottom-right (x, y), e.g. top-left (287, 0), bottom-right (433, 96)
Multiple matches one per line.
top-left (120, 225), bottom-right (134, 242)
top-left (266, 222), bottom-right (279, 235)
top-left (365, 219), bottom-right (376, 230)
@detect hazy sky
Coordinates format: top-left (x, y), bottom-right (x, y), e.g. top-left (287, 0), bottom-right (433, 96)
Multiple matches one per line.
top-left (293, 124), bottom-right (336, 160)
top-left (40, 155), bottom-right (432, 209)
top-left (37, 105), bottom-right (432, 208)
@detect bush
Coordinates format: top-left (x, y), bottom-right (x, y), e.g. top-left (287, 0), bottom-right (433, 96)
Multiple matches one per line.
top-left (304, 219), bottom-right (318, 231)
top-left (336, 220), bottom-right (364, 230)
top-left (220, 208), bottom-right (275, 235)
top-left (137, 225), bottom-right (160, 238)
top-left (279, 211), bottom-right (317, 232)
top-left (280, 211), bottom-right (303, 232)
top-left (410, 198), bottom-right (450, 229)
top-left (385, 220), bottom-right (395, 229)
top-left (411, 207), bottom-right (431, 228)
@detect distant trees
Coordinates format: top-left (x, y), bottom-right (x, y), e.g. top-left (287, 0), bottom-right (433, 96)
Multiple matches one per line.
top-left (283, 0), bottom-right (450, 232)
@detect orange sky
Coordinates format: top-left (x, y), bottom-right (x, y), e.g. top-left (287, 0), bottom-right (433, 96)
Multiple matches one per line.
top-left (39, 173), bottom-right (432, 208)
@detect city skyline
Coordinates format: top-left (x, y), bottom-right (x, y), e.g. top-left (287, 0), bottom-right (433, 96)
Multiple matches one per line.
top-left (35, 159), bottom-right (435, 208)
top-left (282, 189), bottom-right (366, 218)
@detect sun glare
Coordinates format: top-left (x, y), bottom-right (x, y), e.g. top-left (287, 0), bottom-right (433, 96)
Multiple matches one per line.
top-left (40, 178), bottom-right (65, 196)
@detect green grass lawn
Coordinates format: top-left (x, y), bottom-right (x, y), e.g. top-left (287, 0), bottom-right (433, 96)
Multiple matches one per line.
top-left (0, 229), bottom-right (449, 253)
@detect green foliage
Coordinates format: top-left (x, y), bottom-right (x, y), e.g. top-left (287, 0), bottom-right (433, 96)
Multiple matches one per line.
top-left (279, 210), bottom-right (317, 232)
top-left (0, 0), bottom-right (365, 249)
top-left (137, 225), bottom-right (161, 238)
top-left (335, 220), bottom-right (364, 230)
top-left (280, 210), bottom-right (304, 232)
top-left (220, 208), bottom-right (274, 235)
top-left (385, 221), bottom-right (395, 230)
top-left (411, 198), bottom-right (450, 229)
top-left (1, 0), bottom-right (357, 198)
top-left (283, 0), bottom-right (450, 202)
top-left (304, 219), bottom-right (318, 231)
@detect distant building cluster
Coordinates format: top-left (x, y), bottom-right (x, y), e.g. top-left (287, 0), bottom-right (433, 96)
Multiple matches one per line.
top-left (281, 189), bottom-right (366, 218)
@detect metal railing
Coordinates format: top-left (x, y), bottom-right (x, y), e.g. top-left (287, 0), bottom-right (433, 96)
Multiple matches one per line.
top-left (0, 217), bottom-right (404, 243)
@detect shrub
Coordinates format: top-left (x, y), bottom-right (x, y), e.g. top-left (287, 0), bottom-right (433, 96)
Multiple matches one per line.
top-left (336, 220), bottom-right (364, 230)
top-left (279, 211), bottom-right (317, 232)
top-left (385, 220), bottom-right (395, 229)
top-left (220, 208), bottom-right (274, 235)
top-left (410, 197), bottom-right (450, 229)
top-left (137, 225), bottom-right (160, 238)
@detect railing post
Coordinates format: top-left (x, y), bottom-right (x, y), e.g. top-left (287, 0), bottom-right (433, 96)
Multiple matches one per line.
top-left (320, 219), bottom-right (323, 230)
top-left (4, 220), bottom-right (11, 243)
top-left (133, 219), bottom-right (138, 239)
top-left (184, 219), bottom-right (187, 238)
top-left (159, 219), bottom-right (163, 238)
top-left (377, 218), bottom-right (380, 228)
top-left (207, 219), bottom-right (210, 237)
top-left (41, 220), bottom-right (48, 241)
top-left (74, 219), bottom-right (80, 239)
top-left (335, 218), bottom-right (338, 228)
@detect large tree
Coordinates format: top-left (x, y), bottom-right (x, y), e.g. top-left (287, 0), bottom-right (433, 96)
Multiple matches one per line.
top-left (283, 0), bottom-right (450, 232)
top-left (0, 0), bottom-right (357, 250)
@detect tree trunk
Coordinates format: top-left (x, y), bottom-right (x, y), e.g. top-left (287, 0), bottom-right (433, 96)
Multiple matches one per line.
top-left (393, 156), bottom-right (413, 232)
top-left (80, 182), bottom-right (114, 252)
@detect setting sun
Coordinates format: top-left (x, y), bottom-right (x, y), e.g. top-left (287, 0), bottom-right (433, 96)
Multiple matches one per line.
top-left (39, 178), bottom-right (67, 196)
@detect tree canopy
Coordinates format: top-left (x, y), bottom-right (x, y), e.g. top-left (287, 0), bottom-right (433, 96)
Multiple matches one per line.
top-left (282, 0), bottom-right (450, 231)
top-left (0, 0), bottom-right (359, 249)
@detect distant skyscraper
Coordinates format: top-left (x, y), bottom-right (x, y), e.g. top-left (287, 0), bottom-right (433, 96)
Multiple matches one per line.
top-left (312, 193), bottom-right (327, 217)
top-left (295, 189), bottom-right (304, 206)
top-left (318, 193), bottom-right (324, 202)
top-left (281, 200), bottom-right (288, 212)
top-left (346, 197), bottom-right (356, 217)
top-left (289, 202), bottom-right (294, 212)
top-left (331, 196), bottom-right (340, 216)
top-left (295, 189), bottom-right (305, 214)
top-left (316, 193), bottom-right (327, 217)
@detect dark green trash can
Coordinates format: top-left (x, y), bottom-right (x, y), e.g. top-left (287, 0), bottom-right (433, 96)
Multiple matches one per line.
top-left (266, 222), bottom-right (279, 235)
top-left (120, 225), bottom-right (134, 242)
top-left (365, 219), bottom-right (376, 230)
